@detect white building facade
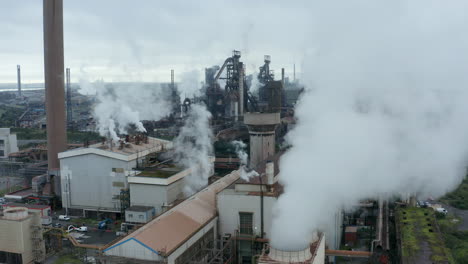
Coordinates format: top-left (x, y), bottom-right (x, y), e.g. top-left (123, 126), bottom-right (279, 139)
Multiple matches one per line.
top-left (58, 138), bottom-right (171, 216)
top-left (0, 128), bottom-right (18, 158)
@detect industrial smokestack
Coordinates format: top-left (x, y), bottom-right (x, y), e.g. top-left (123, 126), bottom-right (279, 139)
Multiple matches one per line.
top-left (239, 63), bottom-right (244, 118)
top-left (293, 64), bottom-right (296, 82)
top-left (17, 65), bottom-right (21, 97)
top-left (43, 0), bottom-right (67, 170)
top-left (171, 69), bottom-right (175, 89)
top-left (281, 68), bottom-right (285, 86)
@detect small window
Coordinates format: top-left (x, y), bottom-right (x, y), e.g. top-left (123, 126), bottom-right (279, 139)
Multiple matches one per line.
top-left (239, 212), bottom-right (253, 235)
top-left (139, 215), bottom-right (144, 219)
top-left (128, 214), bottom-right (133, 218)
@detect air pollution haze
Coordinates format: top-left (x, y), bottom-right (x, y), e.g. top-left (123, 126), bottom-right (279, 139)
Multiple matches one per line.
top-left (78, 79), bottom-right (172, 141)
top-left (271, 1), bottom-right (468, 251)
top-left (174, 104), bottom-right (214, 195)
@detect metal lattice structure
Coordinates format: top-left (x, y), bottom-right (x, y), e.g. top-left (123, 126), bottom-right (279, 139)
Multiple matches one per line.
top-left (31, 221), bottom-right (45, 262)
top-left (187, 237), bottom-right (234, 264)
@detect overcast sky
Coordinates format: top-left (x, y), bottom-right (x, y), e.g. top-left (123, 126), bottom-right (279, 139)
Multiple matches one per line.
top-left (0, 0), bottom-right (312, 84)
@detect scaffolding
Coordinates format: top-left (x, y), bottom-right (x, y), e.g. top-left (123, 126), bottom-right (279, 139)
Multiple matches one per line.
top-left (31, 220), bottom-right (45, 263)
top-left (187, 237), bottom-right (234, 264)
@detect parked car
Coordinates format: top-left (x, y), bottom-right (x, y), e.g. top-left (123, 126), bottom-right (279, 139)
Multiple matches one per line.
top-left (67, 225), bottom-right (88, 232)
top-left (52, 223), bottom-right (62, 228)
top-left (435, 208), bottom-right (448, 214)
top-left (58, 215), bottom-right (71, 221)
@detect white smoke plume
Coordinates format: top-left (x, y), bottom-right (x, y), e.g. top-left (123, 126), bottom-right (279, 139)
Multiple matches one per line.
top-left (174, 104), bottom-right (214, 195)
top-left (271, 1), bottom-right (468, 251)
top-left (232, 140), bottom-right (259, 180)
top-left (249, 72), bottom-right (261, 96)
top-left (178, 69), bottom-right (202, 101)
top-left (78, 80), bottom-right (172, 141)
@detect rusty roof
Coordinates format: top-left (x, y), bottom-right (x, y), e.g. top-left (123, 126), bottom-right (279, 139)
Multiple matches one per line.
top-left (104, 170), bottom-right (240, 257)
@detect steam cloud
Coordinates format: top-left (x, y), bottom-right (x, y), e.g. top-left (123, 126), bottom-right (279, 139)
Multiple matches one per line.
top-left (271, 1), bottom-right (468, 250)
top-left (249, 71), bottom-right (261, 96)
top-left (232, 140), bottom-right (258, 180)
top-left (78, 80), bottom-right (172, 141)
top-left (174, 104), bottom-right (214, 195)
top-left (178, 70), bottom-right (202, 101)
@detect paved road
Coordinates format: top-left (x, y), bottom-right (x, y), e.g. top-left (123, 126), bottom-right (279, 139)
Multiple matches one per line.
top-left (50, 218), bottom-right (119, 246)
top-left (441, 203), bottom-right (468, 231)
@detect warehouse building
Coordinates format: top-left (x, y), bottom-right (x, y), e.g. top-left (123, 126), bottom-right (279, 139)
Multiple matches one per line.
top-left (102, 170), bottom-right (240, 264)
top-left (128, 166), bottom-right (189, 214)
top-left (59, 136), bottom-right (172, 217)
top-left (128, 156), bottom-right (215, 213)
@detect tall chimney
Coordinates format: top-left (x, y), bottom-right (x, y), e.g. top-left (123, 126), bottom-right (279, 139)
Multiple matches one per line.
top-left (43, 0), bottom-right (67, 170)
top-left (238, 63), bottom-right (244, 118)
top-left (281, 68), bottom-right (285, 86)
top-left (171, 69), bottom-right (175, 89)
top-left (17, 65), bottom-right (21, 97)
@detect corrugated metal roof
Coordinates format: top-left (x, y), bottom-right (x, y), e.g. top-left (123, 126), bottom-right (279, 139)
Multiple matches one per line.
top-left (104, 170), bottom-right (240, 257)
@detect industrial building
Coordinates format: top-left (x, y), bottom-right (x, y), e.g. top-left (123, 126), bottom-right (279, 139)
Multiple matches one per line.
top-left (102, 170), bottom-right (240, 263)
top-left (3, 203), bottom-right (52, 225)
top-left (0, 128), bottom-right (18, 158)
top-left (128, 159), bottom-right (214, 215)
top-left (59, 136), bottom-right (172, 217)
top-left (125, 205), bottom-right (156, 224)
top-left (217, 161), bottom-right (278, 261)
top-left (0, 207), bottom-right (45, 264)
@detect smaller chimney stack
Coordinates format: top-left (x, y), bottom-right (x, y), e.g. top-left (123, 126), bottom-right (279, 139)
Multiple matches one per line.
top-left (293, 64), bottom-right (296, 82)
top-left (281, 68), bottom-right (285, 86)
top-left (17, 65), bottom-right (21, 97)
top-left (171, 69), bottom-right (175, 89)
